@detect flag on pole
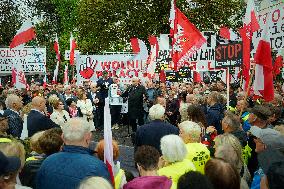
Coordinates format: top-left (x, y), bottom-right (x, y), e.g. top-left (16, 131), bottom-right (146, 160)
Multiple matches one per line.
top-left (12, 63), bottom-right (28, 89)
top-left (146, 36), bottom-right (159, 79)
top-left (159, 69), bottom-right (166, 83)
top-left (219, 27), bottom-right (238, 41)
top-left (104, 98), bottom-right (115, 185)
top-left (10, 19), bottom-right (36, 49)
top-left (70, 33), bottom-right (77, 65)
top-left (52, 62), bottom-right (59, 84)
top-left (169, 0), bottom-right (176, 37)
top-left (54, 34), bottom-right (61, 62)
top-left (172, 4), bottom-right (206, 71)
top-left (253, 23), bottom-right (274, 102)
top-left (240, 0), bottom-right (260, 91)
top-left (130, 38), bottom-right (148, 60)
top-left (63, 65), bottom-right (69, 85)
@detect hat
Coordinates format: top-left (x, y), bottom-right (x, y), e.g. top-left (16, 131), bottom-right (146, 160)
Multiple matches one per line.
top-left (0, 151), bottom-right (21, 176)
top-left (249, 126), bottom-right (284, 149)
top-left (248, 105), bottom-right (272, 120)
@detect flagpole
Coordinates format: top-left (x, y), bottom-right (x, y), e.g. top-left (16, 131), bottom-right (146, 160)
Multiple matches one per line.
top-left (226, 67), bottom-right (230, 109)
top-left (239, 61), bottom-right (256, 118)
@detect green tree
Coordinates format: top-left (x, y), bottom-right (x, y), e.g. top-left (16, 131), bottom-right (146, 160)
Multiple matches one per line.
top-left (0, 0), bottom-right (20, 46)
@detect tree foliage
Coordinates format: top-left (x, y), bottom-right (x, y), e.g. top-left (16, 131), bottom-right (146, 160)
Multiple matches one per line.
top-left (0, 0), bottom-right (20, 46)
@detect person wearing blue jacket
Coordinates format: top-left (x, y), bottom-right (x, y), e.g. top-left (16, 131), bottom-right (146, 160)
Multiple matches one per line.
top-left (36, 118), bottom-right (111, 189)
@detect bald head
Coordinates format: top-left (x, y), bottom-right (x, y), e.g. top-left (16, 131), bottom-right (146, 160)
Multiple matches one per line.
top-left (132, 77), bottom-right (139, 86)
top-left (32, 96), bottom-right (46, 112)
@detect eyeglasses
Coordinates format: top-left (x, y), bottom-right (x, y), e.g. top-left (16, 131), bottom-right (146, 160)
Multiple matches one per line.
top-left (59, 103), bottom-right (64, 105)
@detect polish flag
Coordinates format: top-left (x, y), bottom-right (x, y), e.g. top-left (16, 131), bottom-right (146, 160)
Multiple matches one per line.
top-left (52, 62), bottom-right (59, 84)
top-left (104, 98), bottom-right (115, 185)
top-left (130, 38), bottom-right (148, 60)
top-left (54, 34), bottom-right (61, 62)
top-left (273, 51), bottom-right (283, 78)
top-left (12, 63), bottom-right (27, 89)
top-left (193, 71), bottom-right (202, 83)
top-left (12, 67), bottom-right (17, 85)
top-left (172, 5), bottom-right (206, 71)
top-left (63, 65), bottom-right (69, 85)
top-left (10, 19), bottom-right (36, 48)
top-left (70, 33), bottom-right (77, 65)
top-left (146, 36), bottom-right (159, 79)
top-left (169, 0), bottom-right (176, 37)
top-left (240, 0), bottom-right (260, 91)
top-left (253, 24), bottom-right (274, 102)
top-left (219, 27), bottom-right (238, 41)
top-left (159, 69), bottom-right (166, 83)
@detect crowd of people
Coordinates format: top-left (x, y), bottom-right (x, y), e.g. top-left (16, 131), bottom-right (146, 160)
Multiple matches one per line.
top-left (0, 71), bottom-right (284, 189)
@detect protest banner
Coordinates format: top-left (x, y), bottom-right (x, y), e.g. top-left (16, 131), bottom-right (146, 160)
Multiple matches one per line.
top-left (253, 1), bottom-right (284, 50)
top-left (76, 54), bottom-right (144, 85)
top-left (215, 41), bottom-right (243, 68)
top-left (0, 47), bottom-right (46, 75)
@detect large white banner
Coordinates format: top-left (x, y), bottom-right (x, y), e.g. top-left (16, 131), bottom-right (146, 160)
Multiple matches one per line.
top-left (76, 54), bottom-right (145, 85)
top-left (253, 1), bottom-right (284, 50)
top-left (0, 47), bottom-right (46, 75)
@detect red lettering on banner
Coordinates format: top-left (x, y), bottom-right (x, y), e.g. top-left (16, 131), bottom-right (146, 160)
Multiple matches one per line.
top-left (235, 44), bottom-right (242, 56)
top-left (126, 70), bottom-right (133, 78)
top-left (118, 69), bottom-right (126, 78)
top-left (133, 69), bottom-right (140, 77)
top-left (228, 45), bottom-right (234, 59)
top-left (101, 61), bottom-right (111, 70)
top-left (127, 61), bottom-right (134, 69)
top-left (96, 71), bottom-right (103, 78)
top-left (112, 61), bottom-right (120, 70)
top-left (222, 46), bottom-right (227, 58)
top-left (272, 9), bottom-right (280, 22)
top-left (120, 61), bottom-right (126, 69)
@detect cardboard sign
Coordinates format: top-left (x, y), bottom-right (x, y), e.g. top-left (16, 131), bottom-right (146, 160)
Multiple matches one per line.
top-left (0, 47), bottom-right (46, 75)
top-left (76, 54), bottom-right (144, 85)
top-left (215, 42), bottom-right (243, 68)
top-left (253, 2), bottom-right (284, 50)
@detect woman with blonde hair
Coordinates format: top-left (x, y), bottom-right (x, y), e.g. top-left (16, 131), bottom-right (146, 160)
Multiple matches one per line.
top-left (76, 89), bottom-right (94, 127)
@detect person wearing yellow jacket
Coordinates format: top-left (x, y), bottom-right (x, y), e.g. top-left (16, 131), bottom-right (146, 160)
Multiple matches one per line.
top-left (178, 121), bottom-right (210, 174)
top-left (158, 135), bottom-right (196, 189)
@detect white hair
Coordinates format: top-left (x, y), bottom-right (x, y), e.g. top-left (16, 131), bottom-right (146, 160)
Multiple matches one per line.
top-left (62, 118), bottom-right (92, 142)
top-left (160, 135), bottom-right (187, 163)
top-left (149, 104), bottom-right (165, 120)
top-left (5, 94), bottom-right (20, 109)
top-left (179, 121), bottom-right (201, 142)
top-left (79, 177), bottom-right (113, 189)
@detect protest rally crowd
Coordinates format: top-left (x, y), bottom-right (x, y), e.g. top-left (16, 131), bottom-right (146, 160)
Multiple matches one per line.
top-left (0, 71), bottom-right (284, 189)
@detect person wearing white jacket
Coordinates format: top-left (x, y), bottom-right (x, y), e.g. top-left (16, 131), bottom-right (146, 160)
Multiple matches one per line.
top-left (50, 100), bottom-right (70, 127)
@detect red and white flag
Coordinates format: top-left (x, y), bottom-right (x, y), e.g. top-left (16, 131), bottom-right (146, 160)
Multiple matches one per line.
top-left (52, 62), bottom-right (59, 84)
top-left (12, 63), bottom-right (28, 89)
top-left (219, 26), bottom-right (238, 41)
top-left (63, 65), bottom-right (69, 85)
top-left (159, 69), bottom-right (166, 83)
top-left (70, 33), bottom-right (77, 65)
top-left (172, 5), bottom-right (206, 71)
top-left (146, 36), bottom-right (159, 78)
top-left (130, 38), bottom-right (148, 60)
top-left (253, 24), bottom-right (274, 102)
top-left (10, 19), bottom-right (36, 49)
top-left (240, 0), bottom-right (260, 91)
top-left (54, 34), bottom-right (61, 62)
top-left (169, 0), bottom-right (176, 37)
top-left (104, 98), bottom-right (115, 185)
top-left (273, 51), bottom-right (283, 78)
top-left (193, 71), bottom-right (202, 83)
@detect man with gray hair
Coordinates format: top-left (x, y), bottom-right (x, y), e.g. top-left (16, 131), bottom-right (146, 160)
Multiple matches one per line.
top-left (3, 94), bottom-right (23, 138)
top-left (36, 118), bottom-right (110, 189)
top-left (134, 104), bottom-right (179, 154)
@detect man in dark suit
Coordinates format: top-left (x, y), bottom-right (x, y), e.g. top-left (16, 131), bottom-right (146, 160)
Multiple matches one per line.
top-left (27, 96), bottom-right (59, 137)
top-left (3, 94), bottom-right (23, 138)
top-left (121, 77), bottom-right (147, 132)
top-left (135, 104), bottom-right (179, 154)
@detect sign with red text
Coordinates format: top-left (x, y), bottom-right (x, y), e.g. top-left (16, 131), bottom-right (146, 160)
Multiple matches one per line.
top-left (0, 47), bottom-right (46, 75)
top-left (76, 54), bottom-right (144, 85)
top-left (253, 1), bottom-right (284, 50)
top-left (215, 42), bottom-right (243, 68)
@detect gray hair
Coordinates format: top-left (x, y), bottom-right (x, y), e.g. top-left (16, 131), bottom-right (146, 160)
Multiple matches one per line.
top-left (149, 104), bottom-right (165, 120)
top-left (223, 113), bottom-right (240, 131)
top-left (179, 121), bottom-right (201, 142)
top-left (160, 135), bottom-right (187, 163)
top-left (62, 118), bottom-right (92, 142)
top-left (79, 177), bottom-right (113, 189)
top-left (5, 94), bottom-right (20, 109)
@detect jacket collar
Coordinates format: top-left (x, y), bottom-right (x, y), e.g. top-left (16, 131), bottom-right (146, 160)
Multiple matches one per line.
top-left (62, 145), bottom-right (94, 155)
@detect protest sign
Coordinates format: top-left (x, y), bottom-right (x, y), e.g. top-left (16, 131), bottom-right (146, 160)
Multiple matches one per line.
top-left (76, 54), bottom-right (144, 85)
top-left (215, 42), bottom-right (243, 68)
top-left (0, 47), bottom-right (46, 75)
top-left (253, 1), bottom-right (284, 50)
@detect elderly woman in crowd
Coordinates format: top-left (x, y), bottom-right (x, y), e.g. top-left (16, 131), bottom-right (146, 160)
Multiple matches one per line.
top-left (79, 177), bottom-right (113, 189)
top-left (50, 99), bottom-right (70, 127)
top-left (179, 121), bottom-right (210, 174)
top-left (66, 98), bottom-right (79, 118)
top-left (76, 89), bottom-right (94, 123)
top-left (158, 135), bottom-right (196, 189)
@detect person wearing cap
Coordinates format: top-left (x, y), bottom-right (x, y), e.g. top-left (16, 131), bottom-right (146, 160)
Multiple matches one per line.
top-left (0, 151), bottom-right (30, 189)
top-left (248, 105), bottom-right (272, 129)
top-left (36, 118), bottom-right (110, 189)
top-left (249, 126), bottom-right (284, 189)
